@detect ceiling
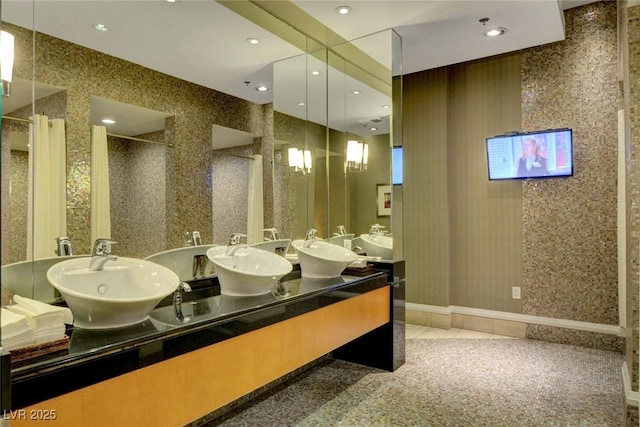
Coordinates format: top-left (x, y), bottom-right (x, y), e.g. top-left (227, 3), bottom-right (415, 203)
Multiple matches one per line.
top-left (1, 0), bottom-right (598, 137)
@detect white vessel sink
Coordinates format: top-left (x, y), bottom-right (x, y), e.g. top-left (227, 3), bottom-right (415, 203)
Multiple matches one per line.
top-left (207, 246), bottom-right (293, 296)
top-left (145, 244), bottom-right (218, 281)
top-left (358, 233), bottom-right (393, 259)
top-left (293, 240), bottom-right (357, 279)
top-left (249, 239), bottom-right (291, 257)
top-left (47, 257), bottom-right (180, 329)
top-left (1, 255), bottom-right (86, 303)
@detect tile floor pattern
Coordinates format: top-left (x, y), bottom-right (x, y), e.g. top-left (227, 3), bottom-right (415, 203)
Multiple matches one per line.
top-left (205, 325), bottom-right (625, 426)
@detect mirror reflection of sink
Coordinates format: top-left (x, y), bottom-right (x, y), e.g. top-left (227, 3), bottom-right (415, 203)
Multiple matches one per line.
top-left (1, 255), bottom-right (87, 303)
top-left (150, 297), bottom-right (219, 326)
top-left (47, 257), bottom-right (180, 329)
top-left (293, 240), bottom-right (358, 279)
top-left (207, 246), bottom-right (293, 296)
top-left (145, 244), bottom-right (219, 282)
top-left (357, 234), bottom-right (393, 259)
top-left (249, 239), bottom-right (291, 257)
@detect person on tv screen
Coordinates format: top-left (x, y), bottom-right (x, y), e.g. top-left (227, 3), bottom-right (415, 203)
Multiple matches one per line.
top-left (516, 137), bottom-right (549, 178)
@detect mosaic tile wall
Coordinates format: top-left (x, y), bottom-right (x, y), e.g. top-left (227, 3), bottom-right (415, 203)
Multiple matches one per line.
top-left (4, 22), bottom-right (269, 256)
top-left (107, 135), bottom-right (168, 258)
top-left (624, 2), bottom-right (640, 420)
top-left (521, 2), bottom-right (622, 348)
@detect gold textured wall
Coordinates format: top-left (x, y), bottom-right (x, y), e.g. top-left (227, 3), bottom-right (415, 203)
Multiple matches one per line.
top-left (5, 22), bottom-right (268, 255)
top-left (403, 67), bottom-right (451, 307)
top-left (403, 54), bottom-right (522, 309)
top-left (521, 1), bottom-right (622, 350)
top-left (447, 55), bottom-right (523, 312)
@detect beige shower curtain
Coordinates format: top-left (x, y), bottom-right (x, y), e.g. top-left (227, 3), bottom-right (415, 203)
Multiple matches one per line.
top-left (247, 154), bottom-right (264, 244)
top-left (27, 116), bottom-right (67, 259)
top-left (90, 125), bottom-right (111, 244)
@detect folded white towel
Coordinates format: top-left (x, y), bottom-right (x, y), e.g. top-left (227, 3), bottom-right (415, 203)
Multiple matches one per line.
top-left (13, 295), bottom-right (73, 324)
top-left (1, 308), bottom-right (32, 339)
top-left (6, 304), bottom-right (65, 331)
top-left (2, 333), bottom-right (36, 351)
top-left (34, 331), bottom-right (66, 345)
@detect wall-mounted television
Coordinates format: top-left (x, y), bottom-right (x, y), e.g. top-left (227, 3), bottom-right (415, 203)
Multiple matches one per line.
top-left (486, 128), bottom-right (573, 180)
top-left (392, 146), bottom-right (403, 185)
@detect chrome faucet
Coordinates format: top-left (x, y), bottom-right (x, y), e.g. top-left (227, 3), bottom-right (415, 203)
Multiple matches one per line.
top-left (334, 225), bottom-right (347, 236)
top-left (184, 231), bottom-right (202, 246)
top-left (226, 233), bottom-right (248, 255)
top-left (369, 224), bottom-right (386, 235)
top-left (263, 228), bottom-right (279, 241)
top-left (89, 239), bottom-right (118, 271)
top-left (173, 282), bottom-right (192, 322)
top-left (303, 228), bottom-right (319, 248)
top-left (228, 233), bottom-right (247, 246)
top-left (55, 236), bottom-right (73, 256)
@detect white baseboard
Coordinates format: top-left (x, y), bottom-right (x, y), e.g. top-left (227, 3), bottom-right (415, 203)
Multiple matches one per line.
top-left (623, 362), bottom-right (640, 407)
top-left (405, 303), bottom-right (625, 337)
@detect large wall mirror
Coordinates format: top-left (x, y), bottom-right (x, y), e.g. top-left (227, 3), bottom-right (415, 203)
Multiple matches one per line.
top-left (273, 30), bottom-right (399, 253)
top-left (1, 3), bottom-right (401, 304)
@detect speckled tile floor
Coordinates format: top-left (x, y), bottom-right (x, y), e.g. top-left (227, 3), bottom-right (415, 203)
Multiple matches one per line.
top-left (204, 325), bottom-right (625, 426)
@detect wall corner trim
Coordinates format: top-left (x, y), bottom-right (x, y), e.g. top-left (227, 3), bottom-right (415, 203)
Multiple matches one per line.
top-left (623, 362), bottom-right (640, 407)
top-left (405, 303), bottom-right (624, 337)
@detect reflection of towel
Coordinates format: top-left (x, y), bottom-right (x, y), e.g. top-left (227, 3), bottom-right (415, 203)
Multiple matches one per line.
top-left (1, 308), bottom-right (35, 351)
top-left (12, 295), bottom-right (73, 324)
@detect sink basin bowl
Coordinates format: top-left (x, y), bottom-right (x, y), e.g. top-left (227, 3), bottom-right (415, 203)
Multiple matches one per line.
top-left (293, 240), bottom-right (358, 279)
top-left (207, 246), bottom-right (293, 296)
top-left (1, 255), bottom-right (86, 303)
top-left (358, 234), bottom-right (393, 259)
top-left (47, 257), bottom-right (180, 329)
top-left (145, 245), bottom-right (218, 281)
top-left (249, 239), bottom-right (291, 257)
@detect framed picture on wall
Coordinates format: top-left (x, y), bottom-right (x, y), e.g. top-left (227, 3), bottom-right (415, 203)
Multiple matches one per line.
top-left (377, 184), bottom-right (391, 217)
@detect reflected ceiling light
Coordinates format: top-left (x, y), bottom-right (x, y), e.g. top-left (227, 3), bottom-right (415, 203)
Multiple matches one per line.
top-left (166, 0), bottom-right (177, 3)
top-left (370, 127), bottom-right (377, 131)
top-left (288, 147), bottom-right (312, 175)
top-left (246, 38), bottom-right (259, 45)
top-left (382, 104), bottom-right (390, 109)
top-left (101, 119), bottom-right (116, 124)
top-left (346, 140), bottom-right (368, 172)
top-left (1, 30), bottom-right (15, 97)
top-left (352, 90), bottom-right (360, 95)
top-left (256, 85), bottom-right (269, 92)
top-left (311, 70), bottom-right (320, 76)
top-left (336, 6), bottom-right (352, 15)
top-left (484, 27), bottom-right (506, 37)
top-left (92, 23), bottom-right (109, 32)
top-left (297, 102), bottom-right (305, 106)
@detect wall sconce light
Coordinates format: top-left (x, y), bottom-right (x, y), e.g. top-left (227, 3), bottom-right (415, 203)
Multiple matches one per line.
top-left (288, 147), bottom-right (312, 175)
top-left (1, 30), bottom-right (15, 97)
top-left (346, 140), bottom-right (368, 172)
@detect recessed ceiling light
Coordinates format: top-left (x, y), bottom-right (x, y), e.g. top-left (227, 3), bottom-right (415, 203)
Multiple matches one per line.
top-left (370, 127), bottom-right (377, 131)
top-left (246, 38), bottom-right (259, 45)
top-left (311, 70), bottom-right (320, 76)
top-left (102, 119), bottom-right (115, 124)
top-left (484, 27), bottom-right (507, 37)
top-left (93, 23), bottom-right (109, 32)
top-left (297, 102), bottom-right (305, 106)
top-left (382, 105), bottom-right (390, 109)
top-left (336, 6), bottom-right (351, 15)
top-left (256, 85), bottom-right (269, 92)
top-left (166, 0), bottom-right (177, 3)
top-left (352, 90), bottom-right (361, 95)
